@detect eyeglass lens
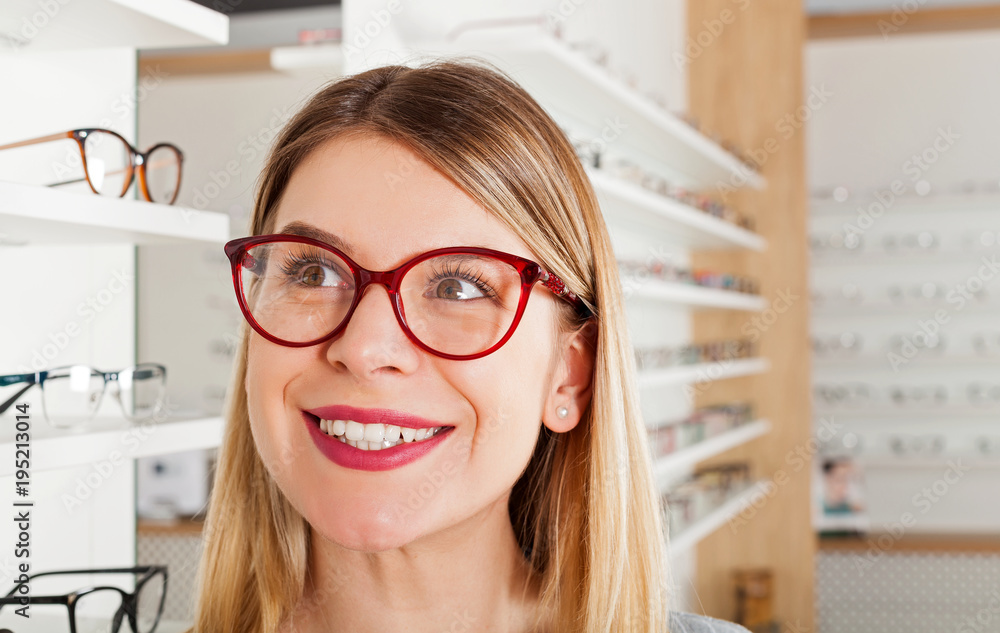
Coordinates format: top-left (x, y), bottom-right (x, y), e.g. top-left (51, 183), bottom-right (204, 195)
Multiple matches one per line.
top-left (238, 241), bottom-right (526, 356)
top-left (81, 131), bottom-right (181, 204)
top-left (41, 364), bottom-right (166, 428)
top-left (141, 145), bottom-right (182, 204)
top-left (74, 588), bottom-right (126, 633)
top-left (135, 570), bottom-right (166, 633)
top-left (82, 131), bottom-right (132, 198)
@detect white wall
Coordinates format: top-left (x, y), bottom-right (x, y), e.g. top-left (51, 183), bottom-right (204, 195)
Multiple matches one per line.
top-left (807, 30), bottom-right (1000, 196)
top-left (806, 31), bottom-right (1000, 535)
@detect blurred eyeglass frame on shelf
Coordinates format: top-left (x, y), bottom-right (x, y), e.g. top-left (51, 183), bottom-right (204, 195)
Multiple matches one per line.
top-left (0, 128), bottom-right (183, 205)
top-left (0, 363), bottom-right (167, 429)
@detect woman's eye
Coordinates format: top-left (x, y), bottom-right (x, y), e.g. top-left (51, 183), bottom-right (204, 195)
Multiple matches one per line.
top-left (435, 278), bottom-right (485, 300)
top-left (298, 264), bottom-right (345, 287)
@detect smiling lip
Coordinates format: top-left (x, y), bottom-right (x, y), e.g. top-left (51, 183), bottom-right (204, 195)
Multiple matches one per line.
top-left (302, 406), bottom-right (454, 472)
top-left (305, 405), bottom-right (445, 429)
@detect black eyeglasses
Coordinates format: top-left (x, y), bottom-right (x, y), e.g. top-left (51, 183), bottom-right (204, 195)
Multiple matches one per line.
top-left (0, 566), bottom-right (167, 633)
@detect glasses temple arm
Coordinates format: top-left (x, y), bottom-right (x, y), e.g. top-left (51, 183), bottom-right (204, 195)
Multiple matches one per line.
top-left (0, 131), bottom-right (75, 152)
top-left (0, 383), bottom-right (36, 416)
top-left (538, 270), bottom-right (590, 314)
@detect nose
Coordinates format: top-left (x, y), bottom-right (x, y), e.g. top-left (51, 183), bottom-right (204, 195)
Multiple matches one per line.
top-left (324, 282), bottom-right (421, 379)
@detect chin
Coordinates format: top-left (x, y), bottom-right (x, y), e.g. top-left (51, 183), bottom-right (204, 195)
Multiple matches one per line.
top-left (305, 493), bottom-right (436, 552)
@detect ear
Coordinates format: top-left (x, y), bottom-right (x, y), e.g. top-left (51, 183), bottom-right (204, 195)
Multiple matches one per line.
top-left (542, 319), bottom-right (597, 433)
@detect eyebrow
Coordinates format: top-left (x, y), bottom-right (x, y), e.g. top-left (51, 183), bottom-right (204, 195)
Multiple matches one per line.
top-left (276, 221), bottom-right (354, 256)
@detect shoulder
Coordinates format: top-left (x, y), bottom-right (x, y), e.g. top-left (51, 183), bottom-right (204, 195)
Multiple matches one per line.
top-left (668, 611), bottom-right (752, 633)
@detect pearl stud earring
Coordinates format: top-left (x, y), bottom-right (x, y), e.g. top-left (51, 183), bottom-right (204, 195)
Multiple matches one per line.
top-left (556, 406), bottom-right (569, 419)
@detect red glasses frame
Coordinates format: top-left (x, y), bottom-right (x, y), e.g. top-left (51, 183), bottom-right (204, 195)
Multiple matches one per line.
top-left (224, 234), bottom-right (588, 361)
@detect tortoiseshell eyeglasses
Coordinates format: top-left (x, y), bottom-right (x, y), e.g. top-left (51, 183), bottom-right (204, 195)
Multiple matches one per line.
top-left (0, 128), bottom-right (183, 205)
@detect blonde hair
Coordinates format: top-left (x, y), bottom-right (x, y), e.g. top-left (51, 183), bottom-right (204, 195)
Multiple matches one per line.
top-left (192, 60), bottom-right (669, 633)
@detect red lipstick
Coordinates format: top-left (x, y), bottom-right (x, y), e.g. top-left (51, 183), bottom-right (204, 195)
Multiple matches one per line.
top-left (302, 406), bottom-right (454, 472)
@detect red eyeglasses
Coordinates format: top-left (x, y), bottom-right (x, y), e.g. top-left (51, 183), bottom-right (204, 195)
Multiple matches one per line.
top-left (224, 235), bottom-right (588, 360)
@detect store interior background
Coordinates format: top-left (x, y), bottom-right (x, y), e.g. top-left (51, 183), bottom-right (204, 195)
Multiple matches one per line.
top-left (3, 0), bottom-right (1000, 631)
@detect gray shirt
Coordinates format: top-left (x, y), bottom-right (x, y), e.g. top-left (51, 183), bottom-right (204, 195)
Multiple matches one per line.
top-left (670, 611), bottom-right (752, 632)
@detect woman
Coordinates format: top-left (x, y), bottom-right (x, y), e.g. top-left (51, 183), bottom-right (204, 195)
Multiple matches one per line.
top-left (195, 60), bottom-right (750, 633)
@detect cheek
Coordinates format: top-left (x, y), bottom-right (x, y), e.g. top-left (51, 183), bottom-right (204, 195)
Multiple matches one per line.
top-left (449, 325), bottom-right (555, 491)
top-left (245, 338), bottom-right (303, 479)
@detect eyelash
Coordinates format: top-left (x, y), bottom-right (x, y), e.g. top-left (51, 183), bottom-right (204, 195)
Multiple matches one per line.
top-left (429, 262), bottom-right (497, 298)
top-left (279, 253), bottom-right (346, 282)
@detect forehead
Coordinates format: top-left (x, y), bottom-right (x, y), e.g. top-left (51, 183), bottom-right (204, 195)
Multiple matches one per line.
top-left (271, 134), bottom-right (533, 269)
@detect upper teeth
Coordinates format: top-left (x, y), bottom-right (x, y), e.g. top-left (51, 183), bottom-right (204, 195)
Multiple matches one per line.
top-left (318, 419), bottom-right (445, 451)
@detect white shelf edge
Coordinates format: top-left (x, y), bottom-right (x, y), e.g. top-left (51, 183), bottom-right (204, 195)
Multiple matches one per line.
top-left (0, 416), bottom-right (224, 476)
top-left (654, 420), bottom-right (771, 492)
top-left (0, 0), bottom-right (228, 54)
top-left (668, 480), bottom-right (770, 557)
top-left (638, 358), bottom-right (770, 388)
top-left (812, 407), bottom-right (1000, 421)
top-left (0, 181), bottom-right (229, 245)
top-left (856, 456), bottom-right (1000, 469)
top-left (0, 614), bottom-right (192, 633)
top-left (810, 193), bottom-right (1000, 216)
top-left (588, 169), bottom-right (766, 252)
top-left (444, 28), bottom-right (765, 191)
top-left (629, 280), bottom-right (766, 311)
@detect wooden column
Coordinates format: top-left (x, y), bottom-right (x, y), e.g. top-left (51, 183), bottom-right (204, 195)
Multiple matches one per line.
top-left (685, 1), bottom-right (815, 628)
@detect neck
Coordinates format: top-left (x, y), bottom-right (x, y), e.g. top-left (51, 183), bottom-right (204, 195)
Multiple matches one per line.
top-left (286, 496), bottom-right (548, 633)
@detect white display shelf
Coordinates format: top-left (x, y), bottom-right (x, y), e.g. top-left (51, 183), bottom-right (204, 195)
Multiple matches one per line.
top-left (588, 169), bottom-right (766, 252)
top-left (810, 250), bottom-right (998, 267)
top-left (0, 416), bottom-right (223, 476)
top-left (811, 302), bottom-right (1000, 317)
top-left (813, 355), bottom-right (1000, 370)
top-left (638, 358), bottom-right (770, 389)
top-left (0, 0), bottom-right (228, 53)
top-left (668, 481), bottom-right (769, 557)
top-left (629, 281), bottom-right (766, 311)
top-left (653, 420), bottom-right (771, 492)
top-left (0, 181), bottom-right (229, 245)
top-left (812, 407), bottom-right (1000, 420)
top-left (270, 44), bottom-right (345, 71)
top-left (856, 455), bottom-right (1000, 469)
top-left (2, 614), bottom-right (192, 632)
top-left (811, 193), bottom-right (1000, 216)
top-left (447, 29), bottom-right (765, 191)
